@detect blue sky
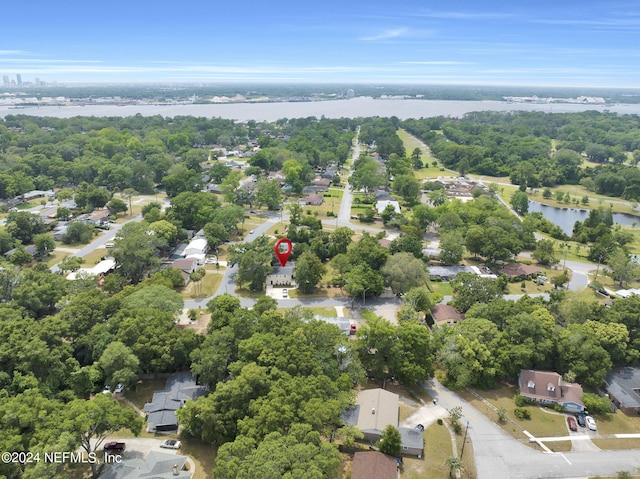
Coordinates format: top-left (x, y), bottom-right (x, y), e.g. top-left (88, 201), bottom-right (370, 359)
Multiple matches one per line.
top-left (1, 0), bottom-right (639, 87)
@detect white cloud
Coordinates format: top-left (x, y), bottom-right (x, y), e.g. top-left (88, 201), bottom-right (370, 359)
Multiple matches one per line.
top-left (359, 28), bottom-right (409, 41)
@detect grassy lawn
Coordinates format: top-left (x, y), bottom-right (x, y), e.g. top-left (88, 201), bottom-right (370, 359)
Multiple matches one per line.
top-left (430, 281), bottom-right (453, 296)
top-left (277, 306), bottom-right (338, 317)
top-left (44, 250), bottom-right (71, 266)
top-left (592, 410), bottom-right (640, 450)
top-left (124, 378), bottom-right (168, 410)
top-left (402, 422), bottom-right (451, 479)
top-left (181, 439), bottom-right (216, 479)
top-left (179, 272), bottom-right (223, 299)
top-left (15, 201), bottom-right (39, 210)
top-left (81, 247), bottom-right (110, 265)
top-left (459, 384), bottom-right (572, 452)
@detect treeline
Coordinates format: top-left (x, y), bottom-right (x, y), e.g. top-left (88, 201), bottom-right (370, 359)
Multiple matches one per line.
top-left (5, 84), bottom-right (640, 103)
top-left (403, 111), bottom-right (640, 199)
top-left (437, 290), bottom-right (640, 391)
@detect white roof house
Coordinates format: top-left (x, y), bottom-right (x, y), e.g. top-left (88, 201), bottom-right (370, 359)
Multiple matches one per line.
top-left (184, 238), bottom-right (208, 257)
top-left (375, 200), bottom-right (400, 215)
top-left (66, 258), bottom-right (116, 280)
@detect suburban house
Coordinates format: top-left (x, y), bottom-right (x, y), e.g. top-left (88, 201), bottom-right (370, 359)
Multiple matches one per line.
top-left (4, 245), bottom-right (38, 260)
top-left (184, 238), bottom-right (208, 265)
top-left (298, 193), bottom-right (324, 206)
top-left (399, 427), bottom-right (425, 456)
top-left (603, 366), bottom-right (640, 414)
top-left (342, 388), bottom-right (424, 457)
top-left (66, 258), bottom-right (116, 281)
top-left (498, 263), bottom-right (542, 280)
top-left (100, 451), bottom-right (192, 479)
top-left (376, 199), bottom-right (401, 215)
top-left (313, 315), bottom-right (356, 336)
top-left (518, 370), bottom-right (585, 413)
top-left (53, 223), bottom-right (69, 240)
top-left (351, 451), bottom-right (397, 479)
top-left (87, 207), bottom-right (112, 225)
top-left (312, 177), bottom-right (332, 190)
top-left (430, 304), bottom-right (465, 326)
top-left (170, 257), bottom-right (199, 283)
top-left (143, 372), bottom-right (208, 433)
top-left (428, 265), bottom-right (496, 281)
top-left (266, 264), bottom-right (295, 286)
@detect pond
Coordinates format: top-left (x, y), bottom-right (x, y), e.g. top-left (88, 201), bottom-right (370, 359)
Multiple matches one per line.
top-left (528, 201), bottom-right (640, 236)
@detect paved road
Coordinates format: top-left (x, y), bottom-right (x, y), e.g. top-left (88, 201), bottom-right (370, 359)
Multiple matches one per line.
top-left (423, 379), bottom-right (640, 479)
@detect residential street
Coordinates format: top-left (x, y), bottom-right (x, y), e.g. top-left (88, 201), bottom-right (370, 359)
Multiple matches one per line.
top-left (423, 379), bottom-right (640, 479)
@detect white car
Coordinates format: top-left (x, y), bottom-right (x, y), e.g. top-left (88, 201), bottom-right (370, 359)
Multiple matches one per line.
top-left (102, 386), bottom-right (111, 394)
top-left (282, 290), bottom-right (288, 298)
top-left (114, 383), bottom-right (125, 393)
top-left (585, 415), bottom-right (597, 431)
top-left (160, 439), bottom-right (181, 449)
top-left (205, 257), bottom-right (217, 264)
top-left (105, 242), bottom-right (115, 248)
top-left (249, 230), bottom-right (255, 234)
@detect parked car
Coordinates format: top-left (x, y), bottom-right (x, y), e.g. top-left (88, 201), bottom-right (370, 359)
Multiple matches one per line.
top-left (415, 424), bottom-right (425, 432)
top-left (282, 290), bottom-right (288, 298)
top-left (205, 257), bottom-right (217, 264)
top-left (102, 385), bottom-right (111, 394)
top-left (105, 242), bottom-right (114, 248)
top-left (566, 416), bottom-right (577, 432)
top-left (249, 230), bottom-right (255, 234)
top-left (114, 383), bottom-right (125, 394)
top-left (160, 439), bottom-right (181, 449)
top-left (104, 442), bottom-right (125, 452)
top-left (575, 413), bottom-right (586, 427)
top-left (585, 415), bottom-right (597, 431)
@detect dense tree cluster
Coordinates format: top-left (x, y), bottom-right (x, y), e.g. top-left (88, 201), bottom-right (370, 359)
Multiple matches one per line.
top-left (436, 292), bottom-right (640, 389)
top-left (403, 111), bottom-right (640, 197)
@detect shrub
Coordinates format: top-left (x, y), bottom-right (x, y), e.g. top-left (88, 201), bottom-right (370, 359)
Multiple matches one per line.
top-left (514, 408), bottom-right (531, 420)
top-left (583, 392), bottom-right (612, 414)
top-left (514, 394), bottom-right (528, 407)
top-left (437, 418), bottom-right (443, 425)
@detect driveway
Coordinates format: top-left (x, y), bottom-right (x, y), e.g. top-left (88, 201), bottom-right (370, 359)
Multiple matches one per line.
top-left (400, 401), bottom-right (448, 430)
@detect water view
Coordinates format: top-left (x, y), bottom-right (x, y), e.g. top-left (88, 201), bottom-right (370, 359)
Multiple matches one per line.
top-left (528, 200), bottom-right (639, 235)
top-left (3, 97), bottom-right (640, 121)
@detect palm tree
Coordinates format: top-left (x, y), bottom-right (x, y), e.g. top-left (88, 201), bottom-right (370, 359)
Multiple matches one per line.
top-left (190, 267), bottom-right (206, 297)
top-left (445, 456), bottom-right (462, 477)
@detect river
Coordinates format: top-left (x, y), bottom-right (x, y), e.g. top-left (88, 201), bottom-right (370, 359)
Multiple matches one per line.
top-left (3, 97), bottom-right (640, 121)
top-left (528, 200), bottom-right (639, 235)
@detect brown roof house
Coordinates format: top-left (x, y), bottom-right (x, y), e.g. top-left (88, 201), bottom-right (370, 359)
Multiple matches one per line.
top-left (298, 193), bottom-right (324, 206)
top-left (351, 451), bottom-right (397, 479)
top-left (431, 304), bottom-right (465, 326)
top-left (499, 263), bottom-right (542, 280)
top-left (519, 370), bottom-right (585, 413)
top-left (342, 388), bottom-right (424, 457)
top-left (171, 257), bottom-right (198, 284)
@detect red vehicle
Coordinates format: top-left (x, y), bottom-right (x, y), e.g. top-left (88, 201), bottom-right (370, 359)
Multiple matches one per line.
top-left (566, 416), bottom-right (578, 432)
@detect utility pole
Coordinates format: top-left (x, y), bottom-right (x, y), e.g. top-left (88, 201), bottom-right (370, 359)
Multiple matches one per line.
top-left (460, 421), bottom-right (470, 460)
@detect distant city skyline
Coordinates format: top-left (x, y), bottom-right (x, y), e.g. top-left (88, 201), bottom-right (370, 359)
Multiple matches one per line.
top-left (1, 0), bottom-right (640, 87)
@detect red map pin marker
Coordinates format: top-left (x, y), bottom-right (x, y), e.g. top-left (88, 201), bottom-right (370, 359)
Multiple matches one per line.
top-left (274, 238), bottom-right (292, 267)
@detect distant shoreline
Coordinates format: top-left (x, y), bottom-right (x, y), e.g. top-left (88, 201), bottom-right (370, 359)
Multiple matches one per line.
top-left (2, 97), bottom-right (640, 121)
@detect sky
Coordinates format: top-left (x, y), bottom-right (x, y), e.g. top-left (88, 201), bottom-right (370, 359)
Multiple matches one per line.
top-left (1, 0), bottom-right (639, 87)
